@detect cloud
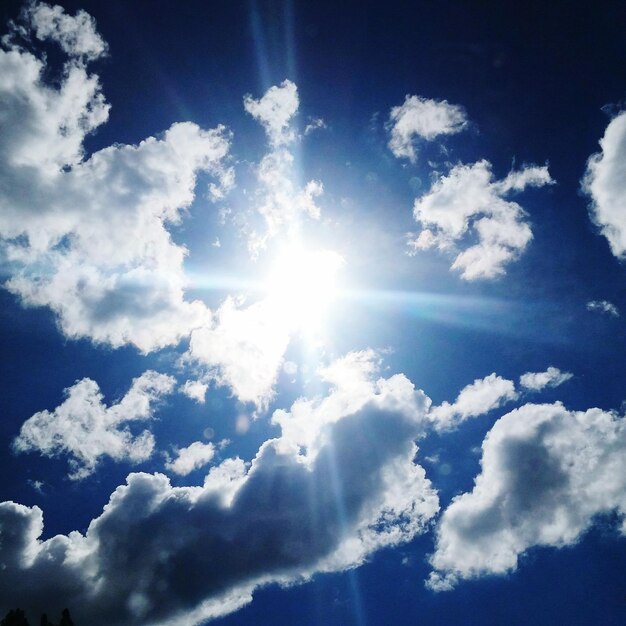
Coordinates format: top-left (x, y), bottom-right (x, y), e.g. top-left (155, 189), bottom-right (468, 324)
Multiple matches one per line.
top-left (583, 111), bottom-right (626, 258)
top-left (428, 402), bottom-right (626, 591)
top-left (304, 117), bottom-right (326, 136)
top-left (519, 367), bottom-right (573, 391)
top-left (409, 160), bottom-right (553, 280)
top-left (165, 441), bottom-right (216, 476)
top-left (0, 3), bottom-right (232, 352)
top-left (587, 299), bottom-right (620, 317)
top-left (0, 353), bottom-right (438, 625)
top-left (13, 371), bottom-right (175, 480)
top-left (242, 80), bottom-right (323, 256)
top-left (24, 1), bottom-right (108, 60)
top-left (180, 380), bottom-right (208, 404)
top-left (186, 296), bottom-right (291, 407)
top-left (244, 79), bottom-right (299, 146)
top-left (429, 373), bottom-right (517, 431)
top-left (388, 95), bottom-right (468, 162)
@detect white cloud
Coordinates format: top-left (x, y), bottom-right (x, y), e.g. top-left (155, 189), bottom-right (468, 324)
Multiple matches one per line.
top-left (409, 160), bottom-right (553, 280)
top-left (388, 95), bottom-right (468, 162)
top-left (186, 296), bottom-right (291, 407)
top-left (244, 79), bottom-right (299, 146)
top-left (583, 111), bottom-right (626, 258)
top-left (587, 299), bottom-right (620, 317)
top-left (13, 371), bottom-right (175, 480)
top-left (165, 441), bottom-right (216, 476)
top-left (26, 1), bottom-right (108, 60)
top-left (180, 380), bottom-right (208, 404)
top-left (304, 117), bottom-right (326, 136)
top-left (519, 366), bottom-right (573, 391)
top-left (428, 402), bottom-right (626, 591)
top-left (0, 353), bottom-right (438, 625)
top-left (429, 373), bottom-right (518, 431)
top-left (0, 4), bottom-right (231, 352)
top-left (242, 80), bottom-right (324, 256)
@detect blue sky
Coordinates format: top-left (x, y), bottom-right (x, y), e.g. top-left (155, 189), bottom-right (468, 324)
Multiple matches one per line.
top-left (1, 1), bottom-right (626, 624)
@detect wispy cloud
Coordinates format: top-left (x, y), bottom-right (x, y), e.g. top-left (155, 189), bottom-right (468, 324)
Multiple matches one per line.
top-left (587, 299), bottom-right (620, 317)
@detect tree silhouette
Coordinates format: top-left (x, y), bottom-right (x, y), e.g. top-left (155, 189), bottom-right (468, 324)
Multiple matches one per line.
top-left (0, 609), bottom-right (29, 626)
top-left (57, 610), bottom-right (73, 626)
top-left (1, 608), bottom-right (75, 626)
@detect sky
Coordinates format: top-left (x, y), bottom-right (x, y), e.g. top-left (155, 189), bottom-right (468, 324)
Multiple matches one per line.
top-left (1, 1), bottom-right (626, 624)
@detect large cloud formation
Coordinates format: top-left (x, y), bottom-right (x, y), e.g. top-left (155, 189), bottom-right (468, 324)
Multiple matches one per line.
top-left (428, 402), bottom-right (626, 590)
top-left (0, 2), bottom-right (232, 352)
top-left (409, 161), bottom-right (553, 279)
top-left (0, 352), bottom-right (438, 625)
top-left (583, 110), bottom-right (626, 258)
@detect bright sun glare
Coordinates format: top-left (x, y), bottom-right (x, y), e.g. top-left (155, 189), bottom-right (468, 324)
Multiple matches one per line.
top-left (265, 246), bottom-right (344, 333)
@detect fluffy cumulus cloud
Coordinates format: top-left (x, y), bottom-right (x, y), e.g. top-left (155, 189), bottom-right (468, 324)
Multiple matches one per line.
top-left (583, 111), bottom-right (626, 258)
top-left (242, 80), bottom-right (324, 256)
top-left (587, 299), bottom-right (620, 317)
top-left (428, 402), bottom-right (626, 590)
top-left (165, 441), bottom-right (216, 476)
top-left (13, 371), bottom-right (175, 479)
top-left (388, 95), bottom-right (468, 162)
top-left (179, 380), bottom-right (208, 404)
top-left (0, 352), bottom-right (438, 625)
top-left (0, 3), bottom-right (232, 352)
top-left (429, 373), bottom-right (518, 431)
top-left (519, 366), bottom-right (573, 391)
top-left (23, 1), bottom-right (108, 60)
top-left (409, 160), bottom-right (553, 280)
top-left (186, 296), bottom-right (292, 407)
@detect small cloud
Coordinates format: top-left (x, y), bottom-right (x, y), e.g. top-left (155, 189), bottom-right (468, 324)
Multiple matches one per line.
top-left (165, 441), bottom-right (216, 476)
top-left (27, 479), bottom-right (44, 494)
top-left (429, 373), bottom-right (518, 432)
top-left (244, 79), bottom-right (299, 146)
top-left (23, 1), bottom-right (108, 61)
top-left (13, 371), bottom-right (175, 480)
top-left (587, 300), bottom-right (620, 317)
top-left (387, 95), bottom-right (468, 162)
top-left (409, 160), bottom-right (554, 280)
top-left (180, 379), bottom-right (208, 404)
top-left (304, 117), bottom-right (327, 136)
top-left (519, 366), bottom-right (573, 391)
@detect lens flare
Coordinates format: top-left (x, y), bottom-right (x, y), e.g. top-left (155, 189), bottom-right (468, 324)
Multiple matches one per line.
top-left (265, 246), bottom-right (344, 333)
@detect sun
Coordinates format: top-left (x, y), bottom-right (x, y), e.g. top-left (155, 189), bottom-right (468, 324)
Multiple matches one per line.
top-left (264, 245), bottom-right (344, 333)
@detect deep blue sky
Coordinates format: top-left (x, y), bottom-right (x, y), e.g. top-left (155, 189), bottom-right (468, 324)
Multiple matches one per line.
top-left (1, 1), bottom-right (626, 625)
